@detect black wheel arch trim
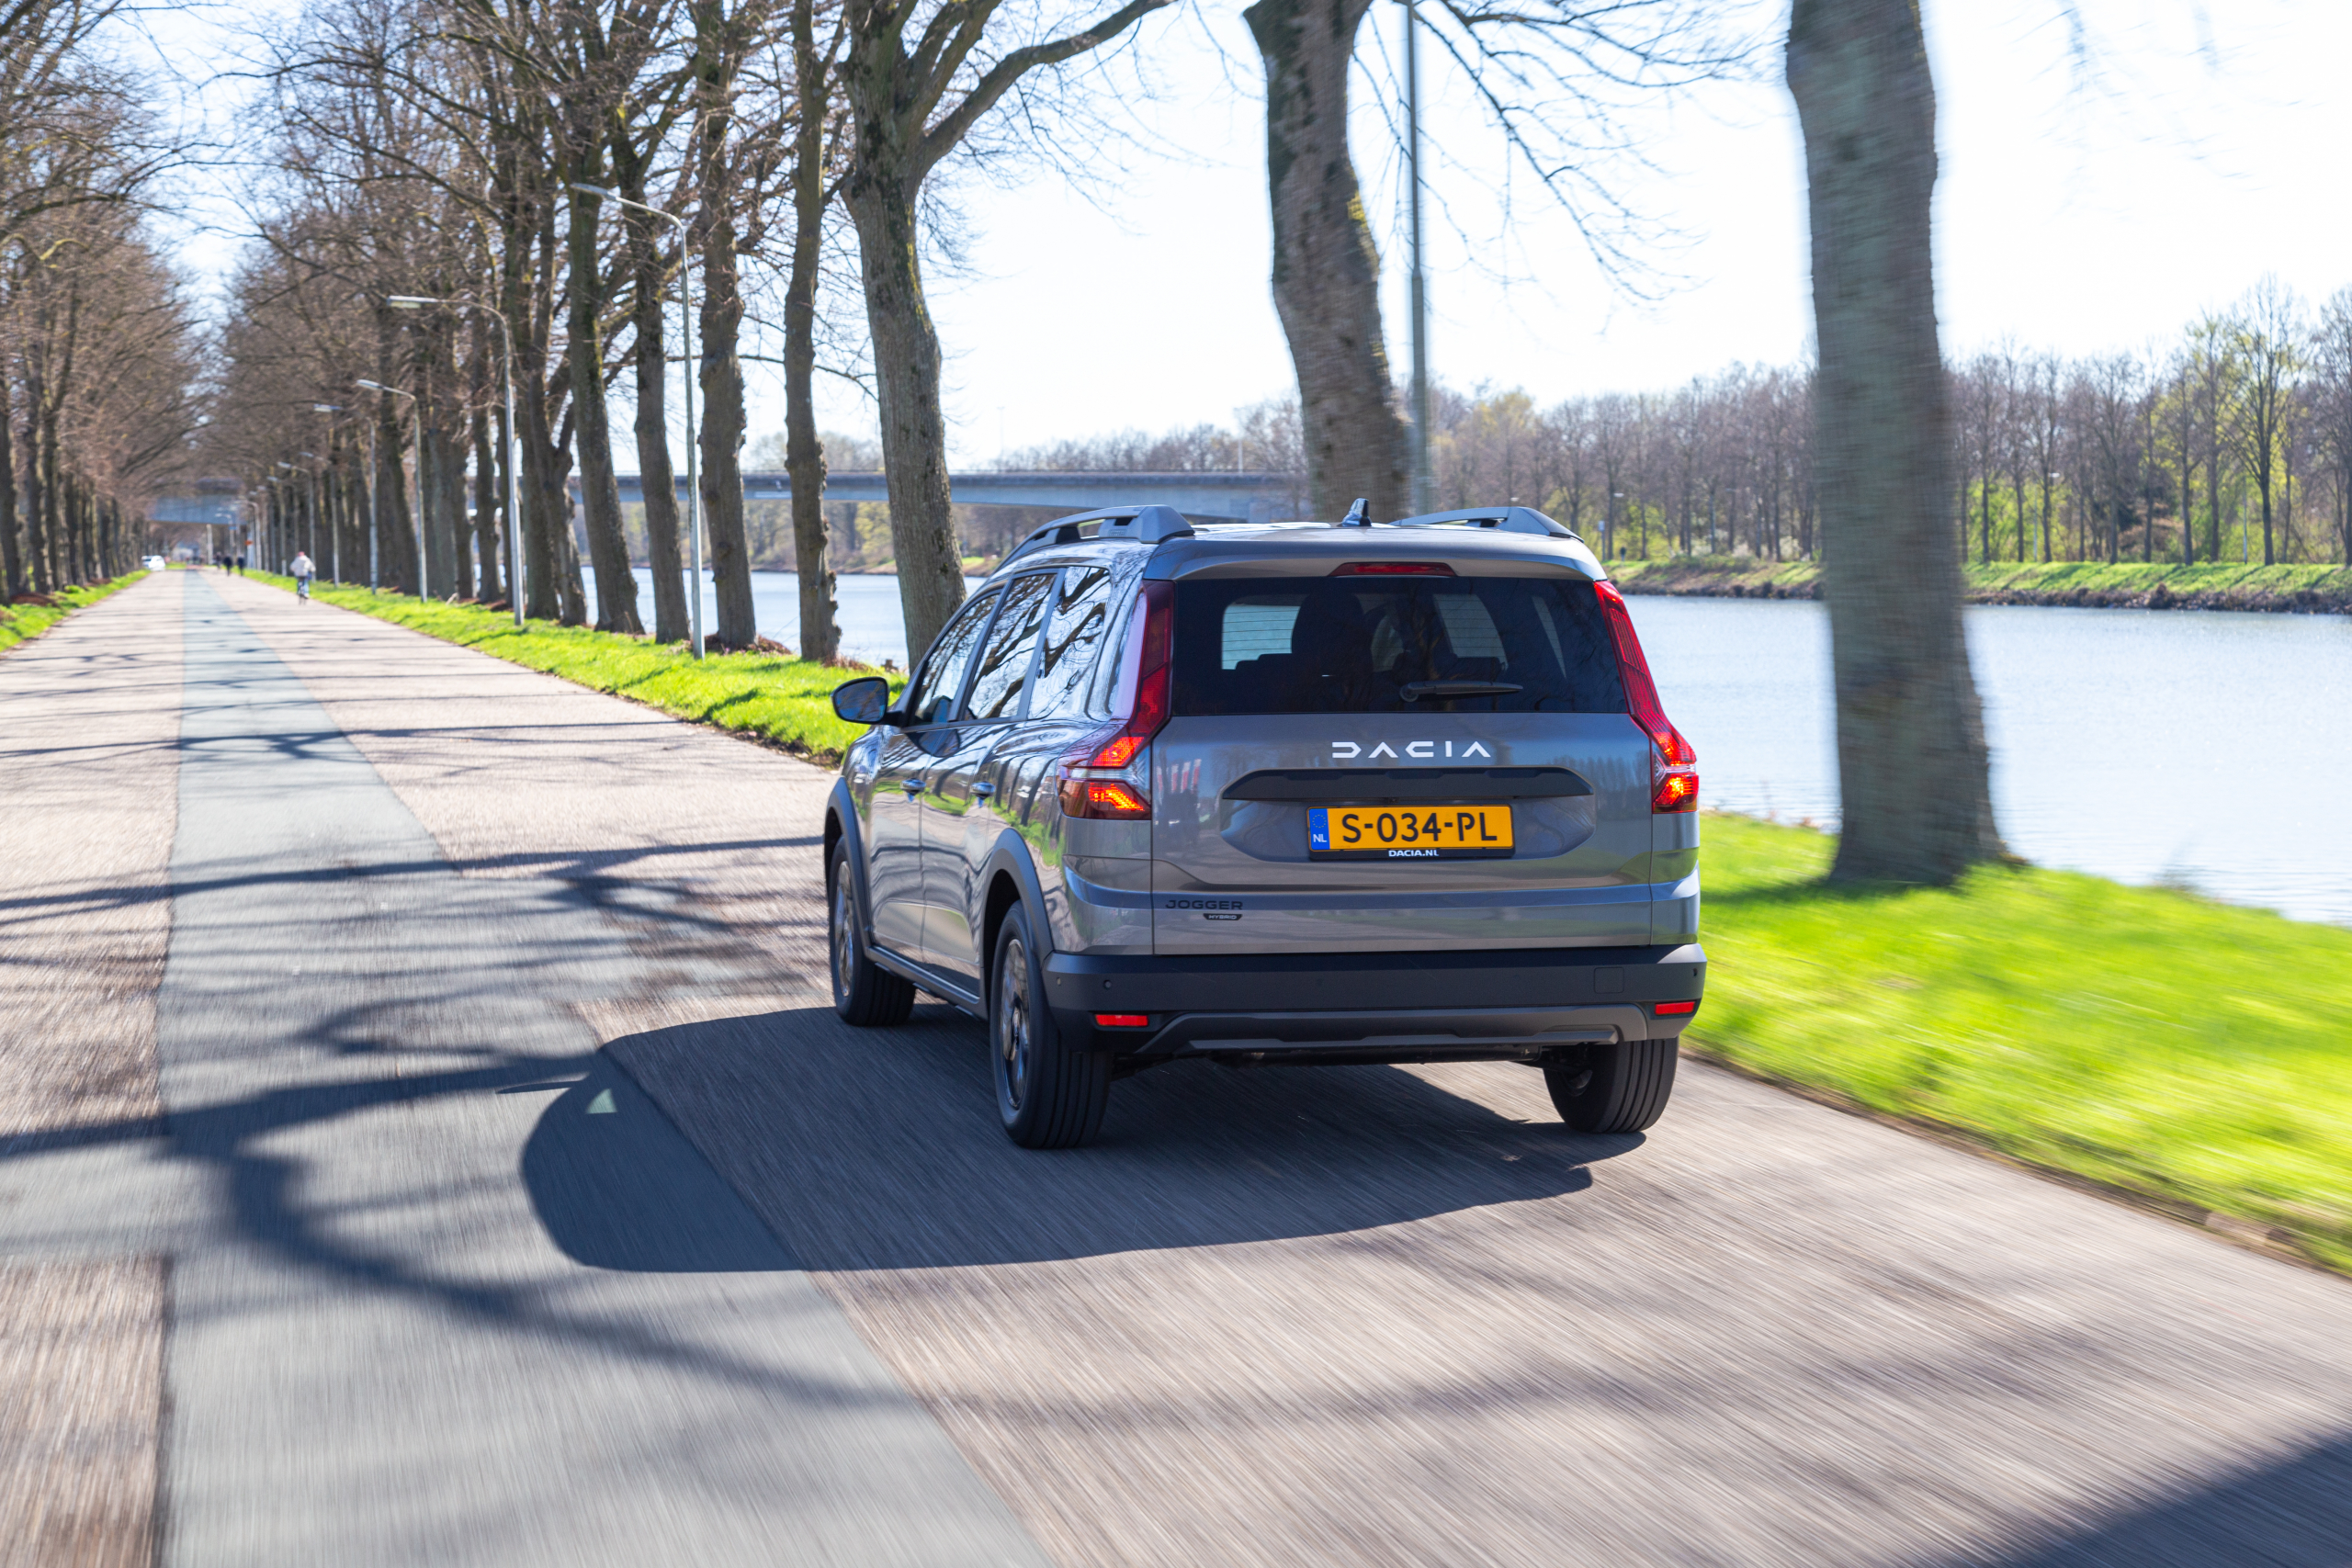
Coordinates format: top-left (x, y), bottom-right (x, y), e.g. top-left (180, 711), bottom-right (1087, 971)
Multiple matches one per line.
top-left (824, 779), bottom-right (875, 944)
top-left (977, 829), bottom-right (1057, 1011)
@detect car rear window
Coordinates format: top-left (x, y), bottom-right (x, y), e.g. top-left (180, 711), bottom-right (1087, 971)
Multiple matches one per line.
top-left (1170, 576), bottom-right (1627, 716)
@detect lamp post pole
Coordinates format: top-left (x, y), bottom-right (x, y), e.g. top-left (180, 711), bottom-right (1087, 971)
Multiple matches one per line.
top-left (1403, 0), bottom-right (1432, 517)
top-left (389, 297), bottom-right (523, 627)
top-left (571, 182), bottom-right (702, 659)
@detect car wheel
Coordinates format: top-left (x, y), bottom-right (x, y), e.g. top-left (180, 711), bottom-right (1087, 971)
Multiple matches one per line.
top-left (1544, 1040), bottom-right (1677, 1133)
top-left (991, 905), bottom-right (1111, 1148)
top-left (829, 842), bottom-right (913, 1027)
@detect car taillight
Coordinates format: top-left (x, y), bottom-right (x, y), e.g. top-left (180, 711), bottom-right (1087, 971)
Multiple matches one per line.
top-left (1592, 580), bottom-right (1698, 814)
top-left (1061, 778), bottom-right (1150, 818)
top-left (1058, 581), bottom-right (1173, 819)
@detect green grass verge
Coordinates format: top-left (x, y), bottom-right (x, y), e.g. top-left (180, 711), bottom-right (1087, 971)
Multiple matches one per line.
top-left (0, 570), bottom-right (147, 654)
top-left (1693, 813), bottom-right (2352, 1272)
top-left (1606, 555), bottom-right (2352, 609)
top-left (252, 574), bottom-right (897, 765)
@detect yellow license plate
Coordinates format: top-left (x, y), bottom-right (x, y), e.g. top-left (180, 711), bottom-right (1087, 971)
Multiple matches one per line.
top-left (1307, 805), bottom-right (1514, 860)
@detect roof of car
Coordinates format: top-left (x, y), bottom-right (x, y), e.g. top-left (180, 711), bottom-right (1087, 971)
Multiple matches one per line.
top-left (996, 504), bottom-right (1607, 583)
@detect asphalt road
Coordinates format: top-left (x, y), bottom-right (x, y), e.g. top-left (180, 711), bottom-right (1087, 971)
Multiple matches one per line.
top-left (6, 570), bottom-right (2351, 1567)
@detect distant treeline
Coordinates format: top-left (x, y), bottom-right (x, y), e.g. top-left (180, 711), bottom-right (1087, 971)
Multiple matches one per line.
top-left (837, 276), bottom-right (2348, 572)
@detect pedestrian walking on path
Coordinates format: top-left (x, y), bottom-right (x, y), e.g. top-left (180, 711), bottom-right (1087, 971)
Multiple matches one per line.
top-left (291, 550), bottom-right (314, 601)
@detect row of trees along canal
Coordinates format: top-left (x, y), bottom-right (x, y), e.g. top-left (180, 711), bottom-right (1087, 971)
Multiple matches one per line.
top-left (209, 0), bottom-right (1751, 663)
top-left (204, 0), bottom-right (2105, 886)
top-left (0, 0), bottom-right (206, 599)
top-left (997, 272), bottom-right (2352, 573)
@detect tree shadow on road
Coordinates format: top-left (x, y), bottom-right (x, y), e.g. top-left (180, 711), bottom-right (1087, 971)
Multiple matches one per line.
top-left (605, 1003), bottom-right (1640, 1271)
top-left (1960, 1428), bottom-right (2352, 1568)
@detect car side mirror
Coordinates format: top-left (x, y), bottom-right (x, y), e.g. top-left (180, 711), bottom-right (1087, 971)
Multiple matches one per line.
top-left (831, 675), bottom-right (893, 726)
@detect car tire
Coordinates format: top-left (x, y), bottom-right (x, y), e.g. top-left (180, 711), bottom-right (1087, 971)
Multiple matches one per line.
top-left (991, 904), bottom-right (1111, 1148)
top-left (830, 842), bottom-right (913, 1027)
top-left (1544, 1040), bottom-right (1677, 1133)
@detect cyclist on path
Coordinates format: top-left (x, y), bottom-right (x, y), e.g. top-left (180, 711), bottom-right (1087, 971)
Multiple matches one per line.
top-left (291, 551), bottom-right (314, 602)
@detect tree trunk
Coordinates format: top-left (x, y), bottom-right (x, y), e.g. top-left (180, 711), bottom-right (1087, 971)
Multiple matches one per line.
top-left (0, 367), bottom-right (20, 600)
top-left (1787, 0), bottom-right (2003, 883)
top-left (619, 195), bottom-right (688, 641)
top-left (785, 0), bottom-right (838, 662)
top-left (844, 166), bottom-right (965, 661)
top-left (21, 362), bottom-right (45, 593)
top-left (696, 213), bottom-right (757, 649)
top-left (690, 1), bottom-right (759, 650)
top-left (568, 185), bottom-right (642, 633)
top-left (374, 321), bottom-right (419, 593)
top-left (1245, 0), bottom-right (1407, 524)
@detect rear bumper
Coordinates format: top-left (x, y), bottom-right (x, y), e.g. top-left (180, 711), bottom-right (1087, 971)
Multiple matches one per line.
top-left (1044, 942), bottom-right (1705, 1061)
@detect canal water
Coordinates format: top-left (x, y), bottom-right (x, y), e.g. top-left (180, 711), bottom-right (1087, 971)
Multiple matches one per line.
top-left (609, 568), bottom-right (2352, 926)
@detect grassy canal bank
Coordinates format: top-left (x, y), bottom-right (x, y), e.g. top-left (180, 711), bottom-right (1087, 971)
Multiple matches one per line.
top-left (259, 574), bottom-right (2352, 1274)
top-left (0, 570), bottom-right (146, 655)
top-left (1611, 556), bottom-right (2352, 613)
top-left (1690, 815), bottom-right (2352, 1276)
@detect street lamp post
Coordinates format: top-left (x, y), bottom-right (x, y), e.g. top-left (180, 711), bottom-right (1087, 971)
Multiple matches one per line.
top-left (1402, 0), bottom-right (1432, 518)
top-left (389, 297), bottom-right (524, 627)
top-left (358, 378), bottom-right (426, 601)
top-left (571, 182), bottom-right (703, 659)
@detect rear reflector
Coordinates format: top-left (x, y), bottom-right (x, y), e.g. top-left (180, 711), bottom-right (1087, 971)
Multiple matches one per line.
top-left (1653, 999), bottom-right (1699, 1016)
top-left (1094, 1013), bottom-right (1150, 1028)
top-left (1335, 561), bottom-right (1454, 576)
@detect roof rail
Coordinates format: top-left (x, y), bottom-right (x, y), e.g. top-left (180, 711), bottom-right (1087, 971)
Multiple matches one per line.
top-left (1386, 505), bottom-right (1577, 540)
top-left (1001, 502), bottom-right (1196, 566)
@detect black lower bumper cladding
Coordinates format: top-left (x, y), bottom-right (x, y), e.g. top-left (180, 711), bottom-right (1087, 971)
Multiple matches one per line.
top-left (1046, 943), bottom-right (1705, 1060)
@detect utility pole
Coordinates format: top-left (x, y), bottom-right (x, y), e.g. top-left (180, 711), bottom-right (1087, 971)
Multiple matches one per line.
top-left (1404, 0), bottom-right (1432, 516)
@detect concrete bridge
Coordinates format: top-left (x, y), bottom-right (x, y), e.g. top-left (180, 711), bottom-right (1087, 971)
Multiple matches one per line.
top-left (147, 471), bottom-right (1306, 530)
top-left (608, 469), bottom-right (1302, 525)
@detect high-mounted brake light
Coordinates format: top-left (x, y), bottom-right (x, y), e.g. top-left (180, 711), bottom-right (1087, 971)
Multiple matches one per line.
top-left (1334, 561), bottom-right (1454, 576)
top-left (1592, 580), bottom-right (1698, 814)
top-left (1058, 581), bottom-right (1174, 819)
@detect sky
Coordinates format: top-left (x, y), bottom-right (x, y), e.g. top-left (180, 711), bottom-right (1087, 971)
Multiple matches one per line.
top-left (153, 0), bottom-right (2352, 471)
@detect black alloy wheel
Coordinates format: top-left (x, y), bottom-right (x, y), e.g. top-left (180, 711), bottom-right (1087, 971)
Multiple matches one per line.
top-left (1544, 1039), bottom-right (1678, 1133)
top-left (829, 842), bottom-right (913, 1027)
top-left (991, 904), bottom-right (1111, 1148)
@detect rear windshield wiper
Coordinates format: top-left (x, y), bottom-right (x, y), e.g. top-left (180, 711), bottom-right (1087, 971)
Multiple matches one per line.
top-left (1400, 681), bottom-right (1523, 702)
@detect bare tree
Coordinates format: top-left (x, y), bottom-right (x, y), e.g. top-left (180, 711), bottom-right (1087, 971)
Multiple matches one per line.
top-left (2228, 276), bottom-right (2302, 568)
top-left (840, 0), bottom-right (1171, 660)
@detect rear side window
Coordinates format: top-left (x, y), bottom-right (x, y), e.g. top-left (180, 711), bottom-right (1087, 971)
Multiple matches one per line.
top-left (1029, 567), bottom-right (1114, 719)
top-left (963, 572), bottom-right (1056, 720)
top-left (1172, 576), bottom-right (1627, 716)
top-left (904, 587), bottom-right (1001, 725)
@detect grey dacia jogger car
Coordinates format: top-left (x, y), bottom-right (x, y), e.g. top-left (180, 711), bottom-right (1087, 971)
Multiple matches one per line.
top-left (824, 502), bottom-right (1704, 1148)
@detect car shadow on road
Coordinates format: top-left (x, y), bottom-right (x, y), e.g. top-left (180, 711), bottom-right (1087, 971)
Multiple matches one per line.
top-left (519, 1059), bottom-right (797, 1274)
top-left (603, 1002), bottom-right (1642, 1271)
